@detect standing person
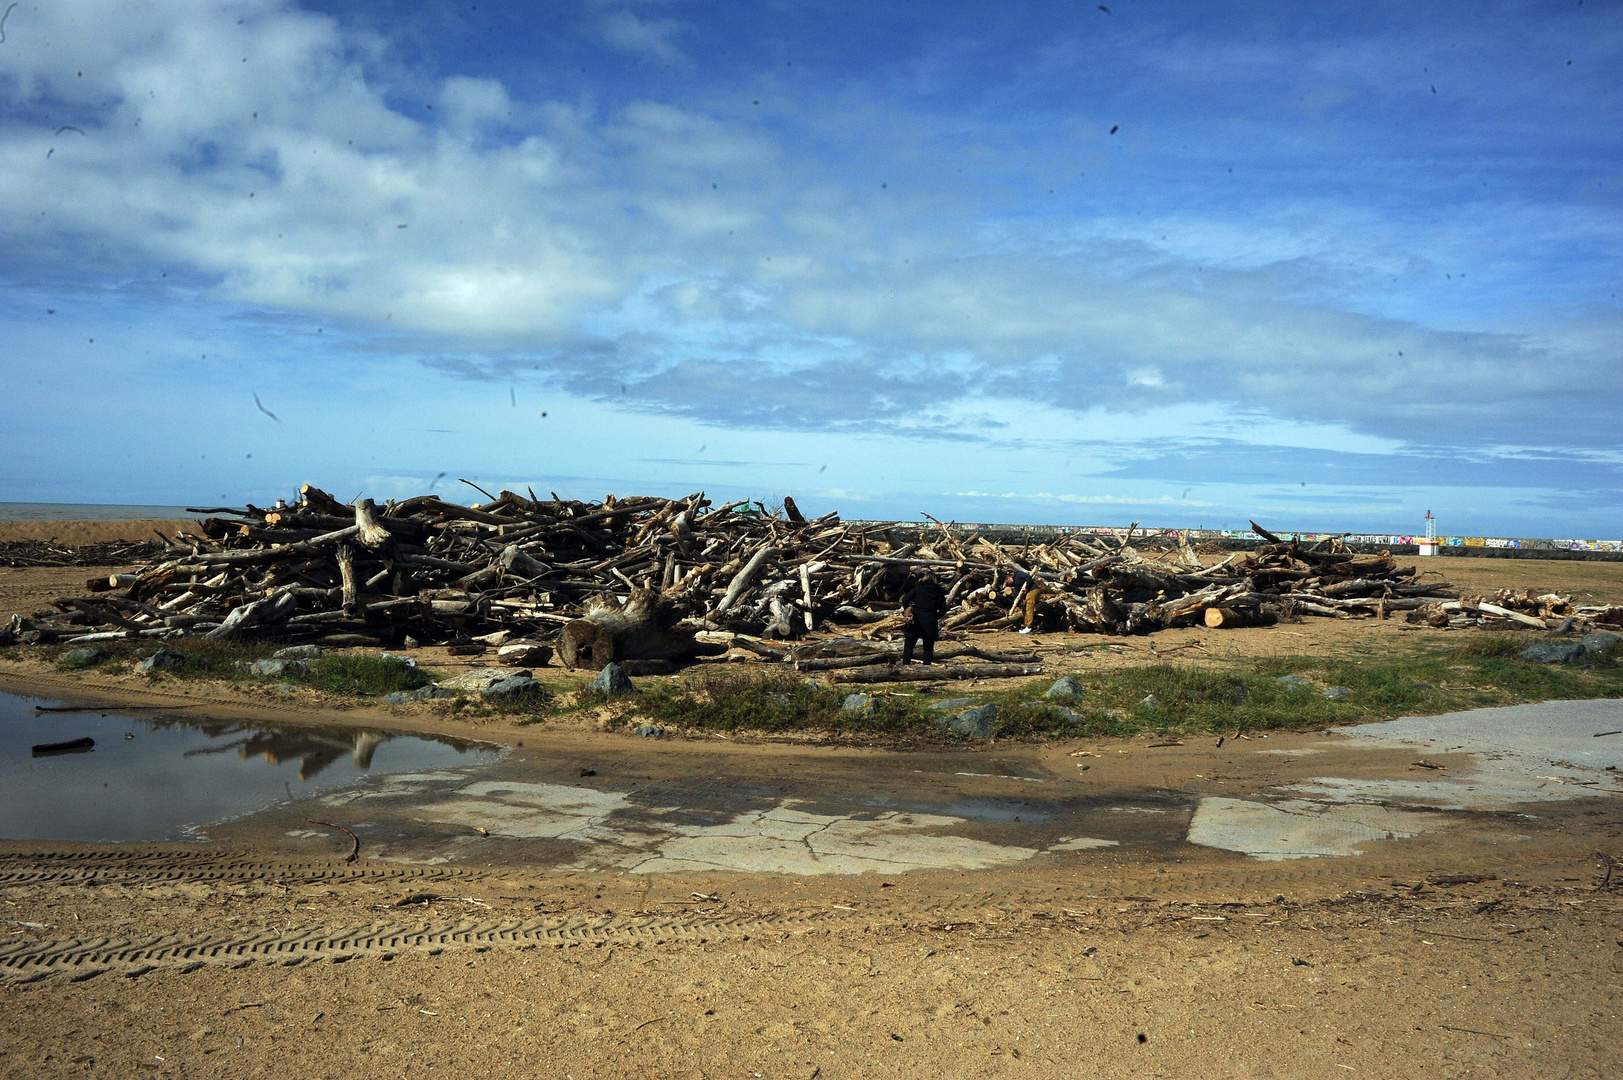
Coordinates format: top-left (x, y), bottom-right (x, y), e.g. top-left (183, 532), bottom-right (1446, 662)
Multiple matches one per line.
top-left (899, 572), bottom-right (947, 665)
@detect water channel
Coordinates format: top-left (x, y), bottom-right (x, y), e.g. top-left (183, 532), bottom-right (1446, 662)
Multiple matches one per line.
top-left (0, 690), bottom-right (502, 842)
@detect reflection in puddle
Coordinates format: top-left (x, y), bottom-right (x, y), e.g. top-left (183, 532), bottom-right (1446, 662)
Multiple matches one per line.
top-left (0, 692), bottom-right (500, 842)
top-left (176, 722), bottom-right (393, 781)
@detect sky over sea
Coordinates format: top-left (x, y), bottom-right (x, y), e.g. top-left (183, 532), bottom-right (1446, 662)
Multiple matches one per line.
top-left (1, 0), bottom-right (1619, 536)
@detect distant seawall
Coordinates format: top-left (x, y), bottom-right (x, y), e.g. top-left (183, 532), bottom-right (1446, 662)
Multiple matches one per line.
top-left (3, 504), bottom-right (1617, 562)
top-left (856, 521), bottom-right (1623, 562)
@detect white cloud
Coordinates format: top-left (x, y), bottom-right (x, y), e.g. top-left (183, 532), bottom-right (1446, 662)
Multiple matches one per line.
top-left (597, 9), bottom-right (686, 65)
top-left (0, 0), bottom-right (1619, 466)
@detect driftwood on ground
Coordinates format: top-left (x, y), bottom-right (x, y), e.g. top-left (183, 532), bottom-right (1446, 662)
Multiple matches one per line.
top-left (6, 490), bottom-right (1616, 663)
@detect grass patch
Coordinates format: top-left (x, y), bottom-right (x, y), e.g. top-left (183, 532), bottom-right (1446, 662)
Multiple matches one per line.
top-left (592, 635), bottom-right (1623, 742)
top-left (55, 647), bottom-right (123, 671)
top-left (986, 636), bottom-right (1623, 740)
top-left (1450, 634), bottom-right (1526, 659)
top-left (302, 655), bottom-right (432, 696)
top-left (596, 669), bottom-right (947, 740)
top-left (119, 641), bottom-right (429, 697)
top-left (441, 685), bottom-right (559, 725)
top-left (21, 628), bottom-right (1623, 741)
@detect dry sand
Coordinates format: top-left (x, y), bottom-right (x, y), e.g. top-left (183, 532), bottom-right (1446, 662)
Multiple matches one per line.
top-left (4, 530), bottom-right (1623, 1077)
top-left (0, 521), bottom-right (193, 546)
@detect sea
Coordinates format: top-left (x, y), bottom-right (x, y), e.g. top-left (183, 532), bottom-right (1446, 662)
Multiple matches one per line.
top-left (0, 503), bottom-right (198, 522)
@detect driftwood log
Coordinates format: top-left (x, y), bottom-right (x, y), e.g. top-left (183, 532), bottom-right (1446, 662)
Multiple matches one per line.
top-left (557, 589), bottom-right (720, 670)
top-left (827, 663), bottom-right (1045, 683)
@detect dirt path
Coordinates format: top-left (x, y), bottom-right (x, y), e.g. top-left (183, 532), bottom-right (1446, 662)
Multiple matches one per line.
top-left (4, 691), bottom-right (1623, 1078)
top-left (2, 840), bottom-right (1618, 1078)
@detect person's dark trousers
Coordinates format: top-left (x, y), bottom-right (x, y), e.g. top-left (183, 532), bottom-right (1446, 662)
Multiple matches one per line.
top-left (902, 623), bottom-right (937, 664)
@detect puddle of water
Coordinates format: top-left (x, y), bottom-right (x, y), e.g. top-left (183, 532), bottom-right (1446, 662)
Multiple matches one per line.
top-left (909, 755), bottom-right (1050, 781)
top-left (1186, 796), bottom-right (1435, 860)
top-left (0, 691), bottom-right (500, 842)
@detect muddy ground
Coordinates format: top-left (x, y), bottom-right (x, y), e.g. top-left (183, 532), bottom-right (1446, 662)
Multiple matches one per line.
top-left (3, 539), bottom-right (1623, 1077)
top-left (2, 711), bottom-right (1621, 1080)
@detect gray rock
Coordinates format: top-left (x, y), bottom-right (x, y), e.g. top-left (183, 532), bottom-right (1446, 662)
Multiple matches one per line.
top-left (631, 724), bottom-right (665, 738)
top-left (439, 667), bottom-right (532, 692)
top-left (766, 692), bottom-right (792, 708)
top-left (588, 663), bottom-right (635, 695)
top-left (384, 684), bottom-right (454, 705)
top-left (481, 675), bottom-right (542, 699)
top-left (139, 649), bottom-right (185, 673)
top-left (61, 647), bottom-right (105, 666)
top-left (841, 692), bottom-right (873, 713)
top-left (928, 696), bottom-right (981, 712)
top-left (1141, 693), bottom-right (1161, 709)
top-left (1104, 709), bottom-right (1127, 722)
top-left (1322, 686), bottom-right (1353, 701)
top-left (1045, 676), bottom-right (1085, 702)
top-left (273, 645), bottom-right (324, 661)
top-left (379, 651), bottom-right (417, 668)
top-left (1581, 631), bottom-right (1621, 656)
top-left (241, 657), bottom-right (309, 679)
top-left (497, 642), bottom-right (554, 667)
top-left (403, 636), bottom-right (422, 649)
top-left (1519, 640), bottom-right (1587, 664)
top-left (1275, 675), bottom-right (1313, 691)
top-left (936, 703), bottom-right (997, 739)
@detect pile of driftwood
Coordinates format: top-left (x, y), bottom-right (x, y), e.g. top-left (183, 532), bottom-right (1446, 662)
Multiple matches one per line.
top-left (1407, 588), bottom-right (1623, 631)
top-left (4, 489), bottom-right (1576, 666)
top-left (0, 538), bottom-right (166, 569)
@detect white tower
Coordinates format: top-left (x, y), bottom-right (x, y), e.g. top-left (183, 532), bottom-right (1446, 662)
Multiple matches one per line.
top-left (1419, 510), bottom-right (1438, 556)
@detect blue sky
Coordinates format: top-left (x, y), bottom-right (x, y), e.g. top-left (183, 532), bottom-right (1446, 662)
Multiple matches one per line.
top-left (1, 0), bottom-right (1619, 536)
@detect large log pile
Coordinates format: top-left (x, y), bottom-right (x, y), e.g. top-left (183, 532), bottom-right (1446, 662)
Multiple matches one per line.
top-left (0, 538), bottom-right (166, 568)
top-left (8, 492), bottom-right (1614, 659)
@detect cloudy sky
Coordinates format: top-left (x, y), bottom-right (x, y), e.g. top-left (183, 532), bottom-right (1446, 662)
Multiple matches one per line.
top-left (1, 0), bottom-right (1619, 536)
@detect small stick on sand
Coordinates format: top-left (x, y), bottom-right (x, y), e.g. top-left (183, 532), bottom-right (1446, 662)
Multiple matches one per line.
top-left (303, 817), bottom-right (360, 862)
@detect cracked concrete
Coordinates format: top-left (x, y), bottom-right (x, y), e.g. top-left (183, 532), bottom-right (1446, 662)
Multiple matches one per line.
top-left (405, 780), bottom-right (1099, 874)
top-left (1186, 796), bottom-right (1435, 860)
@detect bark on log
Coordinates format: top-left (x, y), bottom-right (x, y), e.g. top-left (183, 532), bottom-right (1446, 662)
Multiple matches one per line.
top-left (354, 498), bottom-right (391, 549)
top-left (1202, 606), bottom-right (1265, 629)
top-left (207, 589), bottom-right (298, 640)
top-left (556, 588), bottom-right (716, 670)
top-left (181, 526), bottom-right (360, 565)
top-left (717, 546), bottom-right (777, 614)
top-left (827, 662), bottom-right (1044, 683)
top-left (796, 647), bottom-right (1040, 671)
top-left (336, 543), bottom-right (361, 616)
top-left (799, 563), bottom-right (815, 632)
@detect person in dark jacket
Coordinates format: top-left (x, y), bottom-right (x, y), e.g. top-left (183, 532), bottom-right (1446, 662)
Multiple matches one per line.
top-left (899, 573), bottom-right (947, 664)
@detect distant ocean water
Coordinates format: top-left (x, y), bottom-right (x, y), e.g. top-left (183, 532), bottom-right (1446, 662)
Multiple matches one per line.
top-left (0, 503), bottom-right (197, 522)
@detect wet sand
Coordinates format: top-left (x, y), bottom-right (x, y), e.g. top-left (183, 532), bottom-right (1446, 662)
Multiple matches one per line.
top-left (4, 543), bottom-right (1623, 1076)
top-left (3, 678), bottom-right (1622, 1077)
